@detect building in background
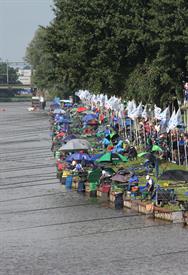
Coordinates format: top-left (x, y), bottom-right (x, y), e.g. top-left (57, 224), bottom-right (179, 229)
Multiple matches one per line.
top-left (17, 69), bottom-right (31, 85)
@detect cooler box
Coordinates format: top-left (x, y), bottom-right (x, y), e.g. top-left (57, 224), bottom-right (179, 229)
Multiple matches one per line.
top-left (101, 184), bottom-right (111, 193)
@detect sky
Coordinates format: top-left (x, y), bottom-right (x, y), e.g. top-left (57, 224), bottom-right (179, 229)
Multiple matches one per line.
top-left (0, 0), bottom-right (54, 62)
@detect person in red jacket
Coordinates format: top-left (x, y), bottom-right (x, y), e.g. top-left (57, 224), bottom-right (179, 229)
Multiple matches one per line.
top-left (99, 113), bottom-right (105, 124)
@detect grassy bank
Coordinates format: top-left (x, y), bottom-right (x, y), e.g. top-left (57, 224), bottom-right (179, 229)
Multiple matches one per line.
top-left (0, 95), bottom-right (32, 102)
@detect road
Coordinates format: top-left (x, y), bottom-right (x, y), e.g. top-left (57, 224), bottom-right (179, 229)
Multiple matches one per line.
top-left (0, 102), bottom-right (188, 275)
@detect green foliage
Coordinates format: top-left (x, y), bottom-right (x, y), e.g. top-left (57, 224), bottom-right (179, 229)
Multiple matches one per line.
top-left (25, 27), bottom-right (56, 91)
top-left (25, 0), bottom-right (188, 104)
top-left (0, 62), bottom-right (18, 84)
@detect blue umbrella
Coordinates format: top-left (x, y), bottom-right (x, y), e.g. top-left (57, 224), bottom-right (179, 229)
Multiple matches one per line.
top-left (65, 153), bottom-right (92, 162)
top-left (56, 116), bottom-right (71, 124)
top-left (82, 114), bottom-right (97, 122)
top-left (51, 103), bottom-right (61, 109)
top-left (53, 97), bottom-right (61, 105)
top-left (61, 119), bottom-right (71, 124)
top-left (53, 109), bottom-right (65, 114)
top-left (91, 153), bottom-right (104, 161)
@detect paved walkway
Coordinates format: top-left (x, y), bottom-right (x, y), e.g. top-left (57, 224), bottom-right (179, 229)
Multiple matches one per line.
top-left (0, 102), bottom-right (188, 275)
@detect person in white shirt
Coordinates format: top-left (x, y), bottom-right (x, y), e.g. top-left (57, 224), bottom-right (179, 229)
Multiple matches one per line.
top-left (146, 175), bottom-right (155, 194)
top-left (40, 95), bottom-right (46, 110)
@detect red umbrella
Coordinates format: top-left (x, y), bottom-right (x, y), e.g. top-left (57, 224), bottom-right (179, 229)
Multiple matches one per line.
top-left (77, 107), bottom-right (87, 113)
top-left (56, 132), bottom-right (65, 138)
top-left (107, 145), bottom-right (114, 151)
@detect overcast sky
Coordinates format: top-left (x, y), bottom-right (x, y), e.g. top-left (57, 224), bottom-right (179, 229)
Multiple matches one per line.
top-left (0, 0), bottom-right (54, 62)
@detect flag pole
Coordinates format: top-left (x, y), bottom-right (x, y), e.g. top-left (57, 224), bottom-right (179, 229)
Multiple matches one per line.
top-left (124, 119), bottom-right (126, 139)
top-left (130, 119), bottom-right (132, 143)
top-left (176, 130), bottom-right (181, 166)
top-left (184, 141), bottom-right (188, 169)
top-left (170, 131), bottom-right (174, 162)
top-left (143, 121), bottom-right (146, 147)
top-left (135, 119), bottom-right (139, 147)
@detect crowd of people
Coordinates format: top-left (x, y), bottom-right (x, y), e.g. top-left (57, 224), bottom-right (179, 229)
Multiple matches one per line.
top-left (45, 93), bottom-right (188, 211)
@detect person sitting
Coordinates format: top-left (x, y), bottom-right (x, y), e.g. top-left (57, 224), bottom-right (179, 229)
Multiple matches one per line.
top-left (146, 175), bottom-right (155, 197)
top-left (144, 159), bottom-right (151, 174)
top-left (104, 126), bottom-right (111, 137)
top-left (127, 172), bottom-right (139, 191)
top-left (128, 146), bottom-right (137, 160)
top-left (116, 140), bottom-right (124, 151)
top-left (102, 137), bottom-right (111, 148)
top-left (73, 162), bottom-right (84, 172)
top-left (71, 160), bottom-right (77, 168)
top-left (99, 168), bottom-right (111, 184)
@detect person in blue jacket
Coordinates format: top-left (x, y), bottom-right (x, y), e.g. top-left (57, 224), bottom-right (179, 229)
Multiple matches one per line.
top-left (102, 137), bottom-right (111, 148)
top-left (127, 172), bottom-right (139, 191)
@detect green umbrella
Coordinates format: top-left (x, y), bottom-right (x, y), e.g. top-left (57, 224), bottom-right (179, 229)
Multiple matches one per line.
top-left (96, 152), bottom-right (128, 163)
top-left (152, 145), bottom-right (163, 152)
top-left (96, 132), bottom-right (104, 137)
top-left (110, 133), bottom-right (116, 139)
top-left (88, 167), bottom-right (115, 182)
top-left (88, 168), bottom-right (102, 182)
top-left (104, 167), bottom-right (115, 174)
top-left (117, 154), bottom-right (128, 162)
top-left (70, 107), bottom-right (77, 113)
top-left (138, 151), bottom-right (148, 158)
top-left (83, 110), bottom-right (96, 114)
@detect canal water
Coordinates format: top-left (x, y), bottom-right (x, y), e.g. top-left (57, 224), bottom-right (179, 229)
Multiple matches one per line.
top-left (0, 102), bottom-right (188, 275)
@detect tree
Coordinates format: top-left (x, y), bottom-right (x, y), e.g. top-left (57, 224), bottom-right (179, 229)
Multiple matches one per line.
top-left (149, 0), bottom-right (188, 102)
top-left (25, 0), bottom-right (188, 105)
top-left (0, 62), bottom-right (18, 84)
top-left (25, 27), bottom-right (56, 91)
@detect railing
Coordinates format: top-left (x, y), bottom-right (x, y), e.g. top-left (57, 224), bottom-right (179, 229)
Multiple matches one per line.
top-left (0, 84), bottom-right (32, 90)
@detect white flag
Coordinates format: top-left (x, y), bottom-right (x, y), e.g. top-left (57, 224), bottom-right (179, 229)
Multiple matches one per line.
top-left (154, 105), bottom-right (162, 120)
top-left (142, 105), bottom-right (148, 120)
top-left (167, 109), bottom-right (180, 132)
top-left (160, 106), bottom-right (170, 122)
top-left (175, 108), bottom-right (183, 126)
top-left (129, 103), bottom-right (143, 120)
top-left (127, 100), bottom-right (136, 117)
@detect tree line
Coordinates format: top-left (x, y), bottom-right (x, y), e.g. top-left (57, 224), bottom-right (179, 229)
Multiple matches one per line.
top-left (25, 0), bottom-right (188, 106)
top-left (0, 62), bottom-right (18, 84)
